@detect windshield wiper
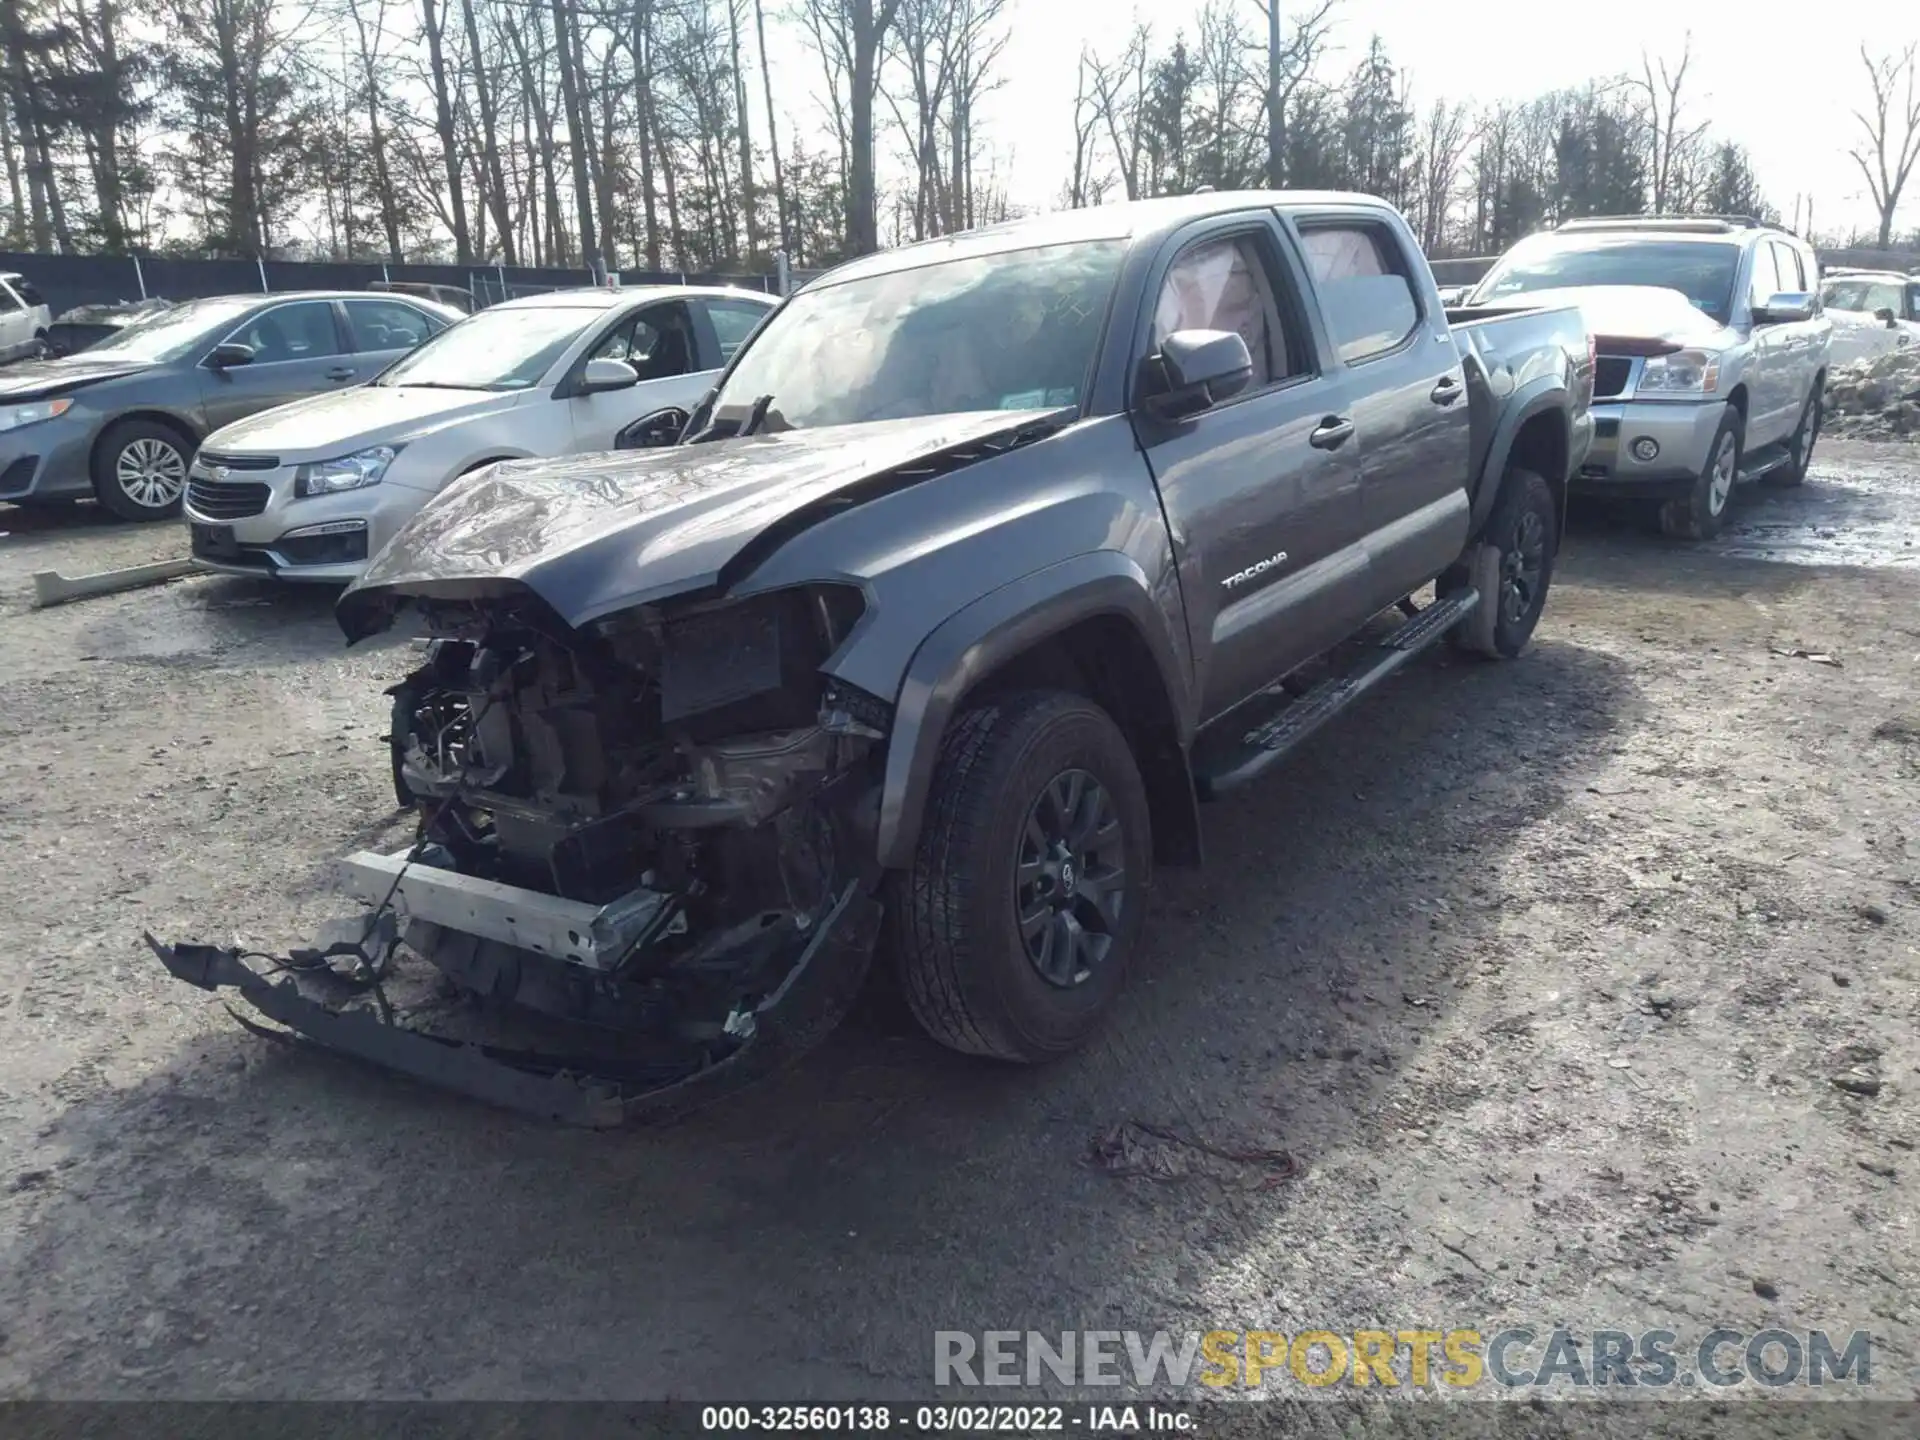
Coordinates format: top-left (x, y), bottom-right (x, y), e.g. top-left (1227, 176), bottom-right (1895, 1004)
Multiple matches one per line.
top-left (739, 394), bottom-right (776, 437)
top-left (383, 380), bottom-right (494, 391)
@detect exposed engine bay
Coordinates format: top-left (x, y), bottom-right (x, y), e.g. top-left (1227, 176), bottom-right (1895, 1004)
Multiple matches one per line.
top-left (150, 584), bottom-right (893, 1126)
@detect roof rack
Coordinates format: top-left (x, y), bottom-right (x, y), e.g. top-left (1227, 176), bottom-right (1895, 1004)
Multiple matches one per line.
top-left (1555, 214), bottom-right (1765, 234)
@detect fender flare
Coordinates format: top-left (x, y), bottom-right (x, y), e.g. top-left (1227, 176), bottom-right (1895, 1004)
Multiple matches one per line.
top-left (874, 550), bottom-right (1193, 870)
top-left (1472, 377), bottom-right (1572, 537)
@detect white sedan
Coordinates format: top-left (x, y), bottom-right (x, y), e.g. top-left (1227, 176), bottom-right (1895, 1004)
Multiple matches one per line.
top-left (182, 284), bottom-right (777, 581)
top-left (1822, 271), bottom-right (1920, 365)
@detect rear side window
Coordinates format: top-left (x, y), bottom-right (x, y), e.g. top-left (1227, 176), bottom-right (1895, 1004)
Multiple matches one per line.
top-left (344, 299), bottom-right (438, 352)
top-left (706, 299), bottom-right (772, 363)
top-left (1151, 232), bottom-right (1303, 387)
top-left (1298, 224), bottom-right (1420, 363)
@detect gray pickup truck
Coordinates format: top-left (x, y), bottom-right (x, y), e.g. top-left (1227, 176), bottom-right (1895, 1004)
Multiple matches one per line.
top-left (150, 192), bottom-right (1594, 1123)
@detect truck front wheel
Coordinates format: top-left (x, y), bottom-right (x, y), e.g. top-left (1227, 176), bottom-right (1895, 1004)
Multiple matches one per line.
top-left (887, 689), bottom-right (1151, 1063)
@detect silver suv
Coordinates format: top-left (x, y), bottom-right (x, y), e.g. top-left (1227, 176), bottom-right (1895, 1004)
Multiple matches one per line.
top-left (1465, 216), bottom-right (1831, 539)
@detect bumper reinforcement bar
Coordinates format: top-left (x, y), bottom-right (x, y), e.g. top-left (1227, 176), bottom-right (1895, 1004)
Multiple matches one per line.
top-left (143, 881), bottom-right (882, 1127)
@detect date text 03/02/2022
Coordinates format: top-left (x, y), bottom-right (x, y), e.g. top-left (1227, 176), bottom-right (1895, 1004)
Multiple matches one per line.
top-left (698, 1404), bottom-right (1196, 1432)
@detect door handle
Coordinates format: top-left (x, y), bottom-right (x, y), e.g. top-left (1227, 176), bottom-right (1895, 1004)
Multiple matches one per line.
top-left (1309, 416), bottom-right (1354, 450)
top-left (1430, 375), bottom-right (1463, 405)
top-left (325, 366), bottom-right (357, 382)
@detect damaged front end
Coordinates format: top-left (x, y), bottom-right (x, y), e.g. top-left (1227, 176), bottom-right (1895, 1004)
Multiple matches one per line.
top-left (149, 582), bottom-right (892, 1125)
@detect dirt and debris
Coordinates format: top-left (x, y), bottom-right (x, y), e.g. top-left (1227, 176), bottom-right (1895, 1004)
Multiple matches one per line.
top-left (0, 441), bottom-right (1916, 1407)
top-left (1825, 349), bottom-right (1920, 440)
top-left (1083, 1121), bottom-right (1300, 1187)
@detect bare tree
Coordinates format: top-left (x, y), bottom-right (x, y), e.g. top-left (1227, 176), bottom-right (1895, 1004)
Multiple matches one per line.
top-left (1087, 24), bottom-right (1151, 201)
top-left (1250, 0), bottom-right (1337, 188)
top-left (1064, 50), bottom-right (1107, 208)
top-left (1634, 34), bottom-right (1708, 214)
top-left (751, 0), bottom-right (787, 248)
top-left (1412, 97), bottom-right (1473, 252)
top-left (800, 0), bottom-right (903, 256)
top-left (1849, 44), bottom-right (1920, 249)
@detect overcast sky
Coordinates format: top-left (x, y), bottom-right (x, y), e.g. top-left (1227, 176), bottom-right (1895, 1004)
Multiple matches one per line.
top-left (958, 0), bottom-right (1912, 242)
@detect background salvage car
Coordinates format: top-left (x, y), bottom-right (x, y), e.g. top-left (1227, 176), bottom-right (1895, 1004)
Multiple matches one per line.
top-left (1462, 215), bottom-right (1831, 540)
top-left (0, 291), bottom-right (457, 520)
top-left (0, 271), bottom-right (53, 364)
top-left (153, 191), bottom-right (1594, 1124)
top-left (184, 285), bottom-right (775, 581)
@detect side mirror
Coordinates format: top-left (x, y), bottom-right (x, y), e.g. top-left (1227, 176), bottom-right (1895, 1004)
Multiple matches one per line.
top-left (1753, 292), bottom-right (1814, 325)
top-left (1143, 329), bottom-right (1254, 421)
top-left (1874, 307), bottom-right (1897, 327)
top-left (617, 407), bottom-right (689, 450)
top-left (207, 341), bottom-right (254, 368)
top-left (579, 357), bottom-right (640, 395)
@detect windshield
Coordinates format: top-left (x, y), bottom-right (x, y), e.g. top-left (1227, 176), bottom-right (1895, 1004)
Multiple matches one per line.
top-left (706, 240), bottom-right (1125, 430)
top-left (1822, 279), bottom-right (1905, 316)
top-left (375, 305), bottom-right (594, 390)
top-left (86, 296), bottom-right (261, 362)
top-left (1474, 239), bottom-right (1742, 324)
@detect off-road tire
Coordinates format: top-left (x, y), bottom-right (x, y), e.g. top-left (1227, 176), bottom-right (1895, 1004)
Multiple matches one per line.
top-left (887, 689), bottom-right (1151, 1063)
top-left (1765, 386), bottom-right (1821, 488)
top-left (1659, 412), bottom-right (1742, 540)
top-left (91, 417), bottom-right (192, 521)
top-left (1444, 465), bottom-right (1558, 660)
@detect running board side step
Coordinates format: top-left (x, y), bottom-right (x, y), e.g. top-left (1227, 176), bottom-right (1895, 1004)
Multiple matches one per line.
top-left (1192, 588), bottom-right (1479, 800)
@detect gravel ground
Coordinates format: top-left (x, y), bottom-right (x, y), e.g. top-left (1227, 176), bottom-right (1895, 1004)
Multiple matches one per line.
top-left (0, 444), bottom-right (1917, 1420)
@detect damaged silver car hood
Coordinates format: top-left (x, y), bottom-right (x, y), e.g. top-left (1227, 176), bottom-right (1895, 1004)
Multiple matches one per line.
top-left (337, 408), bottom-right (1074, 639)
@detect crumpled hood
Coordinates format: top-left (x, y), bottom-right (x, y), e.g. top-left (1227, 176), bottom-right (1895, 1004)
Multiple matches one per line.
top-left (1480, 285), bottom-right (1737, 350)
top-left (203, 384), bottom-right (523, 459)
top-left (0, 353), bottom-right (153, 400)
top-left (337, 408), bottom-right (1071, 640)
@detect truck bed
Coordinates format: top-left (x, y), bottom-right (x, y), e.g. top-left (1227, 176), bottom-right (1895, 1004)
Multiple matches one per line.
top-left (1445, 301), bottom-right (1590, 499)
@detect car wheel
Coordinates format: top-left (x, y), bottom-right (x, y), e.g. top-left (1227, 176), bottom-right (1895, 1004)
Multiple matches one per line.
top-left (1448, 465), bottom-right (1558, 660)
top-left (92, 419), bottom-right (192, 521)
top-left (1766, 387), bottom-right (1821, 488)
top-left (1659, 412), bottom-right (1742, 541)
top-left (887, 689), bottom-right (1151, 1063)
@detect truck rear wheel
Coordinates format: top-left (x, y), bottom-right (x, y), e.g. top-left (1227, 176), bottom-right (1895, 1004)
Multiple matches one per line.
top-left (1446, 465), bottom-right (1558, 660)
top-left (887, 689), bottom-right (1151, 1063)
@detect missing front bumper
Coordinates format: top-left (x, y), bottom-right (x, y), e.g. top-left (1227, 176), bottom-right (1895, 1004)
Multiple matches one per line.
top-left (144, 880), bottom-right (881, 1127)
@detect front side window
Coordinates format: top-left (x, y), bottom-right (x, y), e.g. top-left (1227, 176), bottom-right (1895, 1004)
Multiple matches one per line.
top-left (1769, 242), bottom-right (1806, 294)
top-left (375, 305), bottom-right (594, 391)
top-left (704, 240), bottom-right (1124, 430)
top-left (1299, 223), bottom-right (1420, 364)
top-left (590, 303), bottom-right (697, 381)
top-left (1151, 234), bottom-right (1295, 387)
top-left (1747, 245), bottom-right (1787, 311)
top-left (1474, 238), bottom-right (1742, 324)
top-left (224, 301), bottom-right (343, 363)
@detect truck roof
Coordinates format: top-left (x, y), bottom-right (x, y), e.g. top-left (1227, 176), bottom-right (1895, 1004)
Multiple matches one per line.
top-left (817, 191), bottom-right (1402, 288)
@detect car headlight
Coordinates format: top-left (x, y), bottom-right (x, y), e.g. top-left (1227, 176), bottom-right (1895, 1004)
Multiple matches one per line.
top-left (1636, 349), bottom-right (1721, 396)
top-left (0, 397), bottom-right (73, 433)
top-left (294, 444), bottom-right (400, 497)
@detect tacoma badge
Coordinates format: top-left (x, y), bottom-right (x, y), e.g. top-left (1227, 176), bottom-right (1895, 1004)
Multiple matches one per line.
top-left (1222, 551), bottom-right (1288, 589)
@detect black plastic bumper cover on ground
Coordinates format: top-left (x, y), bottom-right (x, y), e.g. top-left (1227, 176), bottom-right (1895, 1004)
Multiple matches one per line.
top-left (142, 882), bottom-right (882, 1128)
